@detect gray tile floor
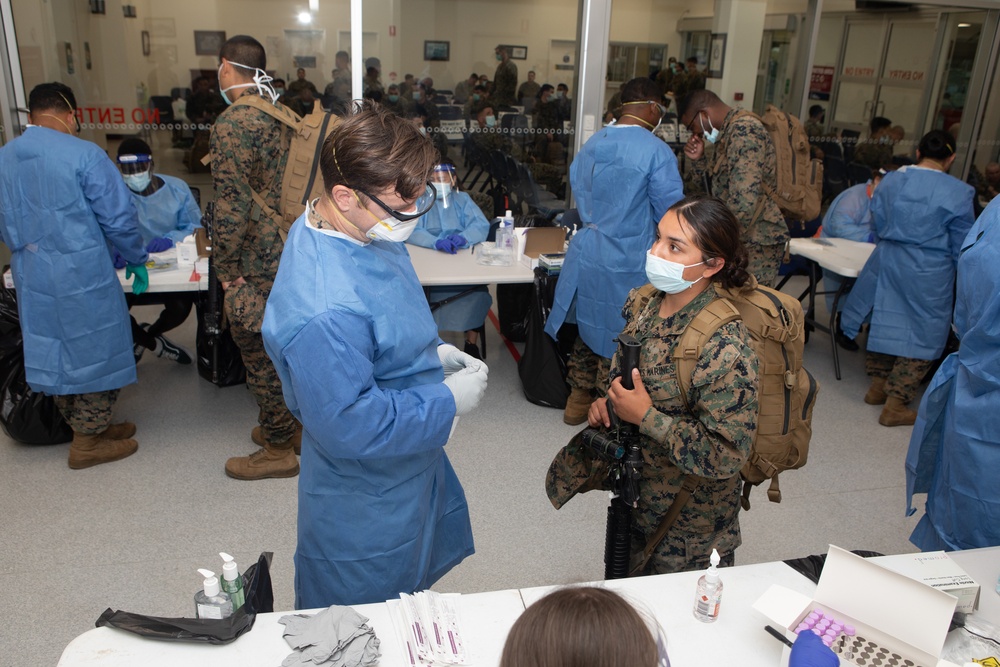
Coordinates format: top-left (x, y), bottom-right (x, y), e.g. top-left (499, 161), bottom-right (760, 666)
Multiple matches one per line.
top-left (0, 277), bottom-right (927, 666)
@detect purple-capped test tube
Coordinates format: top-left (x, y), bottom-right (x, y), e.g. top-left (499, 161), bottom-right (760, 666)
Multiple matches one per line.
top-left (843, 624), bottom-right (857, 660)
top-left (795, 623), bottom-right (810, 635)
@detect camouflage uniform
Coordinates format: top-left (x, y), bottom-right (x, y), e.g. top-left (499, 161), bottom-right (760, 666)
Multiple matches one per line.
top-left (685, 107), bottom-right (787, 286)
top-left (384, 96), bottom-right (414, 117)
top-left (211, 91), bottom-right (297, 446)
top-left (287, 78), bottom-right (317, 97)
top-left (493, 59), bottom-right (518, 107)
top-left (464, 97), bottom-right (489, 123)
top-left (865, 352), bottom-right (933, 404)
top-left (54, 390), bottom-right (119, 435)
top-left (566, 336), bottom-right (612, 398)
top-left (617, 285), bottom-right (758, 574)
top-left (517, 81), bottom-right (540, 104)
top-left (852, 139), bottom-right (893, 172)
top-left (532, 100), bottom-right (562, 161)
top-left (416, 101), bottom-right (441, 129)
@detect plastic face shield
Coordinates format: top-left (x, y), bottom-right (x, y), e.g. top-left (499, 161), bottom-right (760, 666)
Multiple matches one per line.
top-left (117, 153), bottom-right (153, 175)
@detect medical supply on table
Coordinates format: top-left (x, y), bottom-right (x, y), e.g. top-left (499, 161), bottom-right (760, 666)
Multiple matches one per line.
top-left (791, 607), bottom-right (936, 667)
top-left (493, 210), bottom-right (516, 267)
top-left (219, 552), bottom-right (246, 611)
top-left (280, 605), bottom-right (380, 667)
top-left (176, 234), bottom-right (199, 265)
top-left (392, 590), bottom-right (468, 666)
top-left (693, 548), bottom-right (723, 622)
top-left (194, 568), bottom-right (233, 619)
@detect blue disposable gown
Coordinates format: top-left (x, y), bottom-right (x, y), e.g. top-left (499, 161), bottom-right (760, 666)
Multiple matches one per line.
top-left (545, 124), bottom-right (683, 358)
top-left (0, 127), bottom-right (147, 395)
top-left (819, 182), bottom-right (874, 312)
top-left (262, 215), bottom-right (473, 608)
top-left (905, 204), bottom-right (1000, 550)
top-left (841, 166), bottom-right (974, 360)
top-left (130, 174), bottom-right (202, 243)
top-left (406, 192), bottom-right (493, 332)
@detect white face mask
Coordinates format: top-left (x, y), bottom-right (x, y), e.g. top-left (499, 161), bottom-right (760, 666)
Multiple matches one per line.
top-left (700, 113), bottom-right (720, 145)
top-left (219, 61), bottom-right (279, 105)
top-left (645, 251), bottom-right (704, 294)
top-left (366, 216), bottom-right (419, 243)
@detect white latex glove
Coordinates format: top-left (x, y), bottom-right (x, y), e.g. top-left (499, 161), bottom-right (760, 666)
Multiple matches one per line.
top-left (443, 365), bottom-right (488, 416)
top-left (437, 343), bottom-right (487, 377)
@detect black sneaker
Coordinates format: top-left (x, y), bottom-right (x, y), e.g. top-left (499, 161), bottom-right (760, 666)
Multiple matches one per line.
top-left (156, 335), bottom-right (193, 364)
top-left (835, 313), bottom-right (859, 352)
top-left (464, 341), bottom-right (483, 360)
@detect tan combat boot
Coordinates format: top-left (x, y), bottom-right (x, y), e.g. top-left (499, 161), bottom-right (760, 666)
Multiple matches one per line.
top-left (563, 387), bottom-right (593, 426)
top-left (99, 421), bottom-right (137, 440)
top-left (864, 377), bottom-right (887, 405)
top-left (68, 431), bottom-right (138, 469)
top-left (251, 424), bottom-right (303, 455)
top-left (225, 445), bottom-right (299, 480)
top-left (879, 396), bottom-right (917, 427)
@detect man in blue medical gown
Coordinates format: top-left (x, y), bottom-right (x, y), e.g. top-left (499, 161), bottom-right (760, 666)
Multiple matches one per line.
top-left (905, 202), bottom-right (1000, 550)
top-left (0, 83), bottom-right (149, 468)
top-left (262, 102), bottom-right (489, 607)
top-left (545, 77), bottom-right (684, 425)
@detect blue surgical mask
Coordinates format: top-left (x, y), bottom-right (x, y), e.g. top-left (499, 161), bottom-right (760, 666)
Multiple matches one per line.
top-left (274, 87), bottom-right (285, 96)
top-left (700, 113), bottom-right (720, 145)
top-left (473, 94), bottom-right (481, 102)
top-left (123, 171), bottom-right (152, 193)
top-left (645, 251), bottom-right (704, 294)
top-left (388, 94), bottom-right (399, 103)
top-left (485, 115), bottom-right (496, 128)
top-left (413, 91), bottom-right (422, 101)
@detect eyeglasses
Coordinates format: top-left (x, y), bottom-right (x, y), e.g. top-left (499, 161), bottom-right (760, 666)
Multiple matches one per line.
top-left (683, 111), bottom-right (702, 133)
top-left (355, 182), bottom-right (436, 222)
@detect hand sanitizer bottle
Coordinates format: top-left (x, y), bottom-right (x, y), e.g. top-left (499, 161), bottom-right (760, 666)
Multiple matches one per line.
top-left (494, 210), bottom-right (515, 266)
top-left (194, 568), bottom-right (233, 619)
top-left (219, 553), bottom-right (246, 611)
top-left (693, 549), bottom-right (723, 623)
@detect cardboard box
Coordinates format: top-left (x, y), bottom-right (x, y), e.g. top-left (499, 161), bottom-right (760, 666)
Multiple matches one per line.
top-left (874, 551), bottom-right (980, 614)
top-left (754, 545), bottom-right (962, 667)
top-left (195, 227), bottom-right (212, 258)
top-left (516, 227), bottom-right (566, 269)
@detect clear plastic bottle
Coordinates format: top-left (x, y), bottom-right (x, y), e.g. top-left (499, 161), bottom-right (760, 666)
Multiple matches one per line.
top-left (692, 549), bottom-right (723, 622)
top-left (194, 568), bottom-right (233, 620)
top-left (494, 209), bottom-right (516, 266)
top-left (219, 552), bottom-right (246, 611)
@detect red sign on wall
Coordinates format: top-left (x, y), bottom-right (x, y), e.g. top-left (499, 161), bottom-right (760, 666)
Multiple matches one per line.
top-left (809, 66), bottom-right (834, 101)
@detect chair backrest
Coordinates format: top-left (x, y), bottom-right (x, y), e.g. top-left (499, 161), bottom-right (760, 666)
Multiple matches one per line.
top-left (815, 140), bottom-right (843, 161)
top-left (840, 129), bottom-right (860, 163)
top-left (822, 156), bottom-right (847, 202)
top-left (189, 186), bottom-right (201, 207)
top-left (438, 105), bottom-right (462, 120)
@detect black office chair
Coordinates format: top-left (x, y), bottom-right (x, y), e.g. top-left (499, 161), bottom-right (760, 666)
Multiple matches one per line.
top-left (846, 162), bottom-right (873, 187)
top-left (815, 140), bottom-right (843, 161)
top-left (840, 129), bottom-right (860, 164)
top-left (516, 161), bottom-right (566, 220)
top-left (438, 105), bottom-right (461, 120)
top-left (148, 96), bottom-right (174, 124)
top-left (823, 156), bottom-right (848, 203)
top-left (189, 186), bottom-right (201, 207)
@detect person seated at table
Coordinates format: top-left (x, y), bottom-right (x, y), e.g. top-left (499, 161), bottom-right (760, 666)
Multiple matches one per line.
top-left (383, 83), bottom-right (413, 117)
top-left (819, 166), bottom-right (893, 351)
top-left (906, 202), bottom-right (1000, 552)
top-left (405, 109), bottom-right (448, 163)
top-left (406, 162), bottom-right (492, 360)
top-left (499, 586), bottom-right (668, 667)
top-left (841, 130), bottom-right (975, 427)
top-left (115, 138), bottom-right (199, 365)
top-left (549, 196), bottom-right (758, 574)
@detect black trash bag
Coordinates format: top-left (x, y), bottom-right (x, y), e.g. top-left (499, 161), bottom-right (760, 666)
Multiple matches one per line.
top-left (494, 214), bottom-right (558, 343)
top-left (519, 267), bottom-right (573, 409)
top-left (0, 284), bottom-right (72, 445)
top-left (96, 552), bottom-right (274, 645)
top-left (783, 549), bottom-right (884, 585)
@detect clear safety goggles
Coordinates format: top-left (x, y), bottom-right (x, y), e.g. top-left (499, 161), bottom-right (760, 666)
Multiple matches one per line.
top-left (356, 183), bottom-right (436, 222)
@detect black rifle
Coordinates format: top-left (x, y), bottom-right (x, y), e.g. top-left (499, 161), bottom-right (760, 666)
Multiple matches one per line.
top-left (579, 333), bottom-right (643, 579)
top-left (200, 202), bottom-right (221, 384)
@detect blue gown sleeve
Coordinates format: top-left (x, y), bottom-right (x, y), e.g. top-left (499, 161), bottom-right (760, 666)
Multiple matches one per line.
top-left (81, 152), bottom-right (148, 266)
top-left (947, 193), bottom-right (975, 264)
top-left (648, 144), bottom-right (684, 220)
top-left (406, 226), bottom-right (439, 249)
top-left (456, 195), bottom-right (490, 246)
top-left (167, 183), bottom-right (203, 242)
top-left (823, 188), bottom-right (871, 243)
top-left (281, 309), bottom-right (457, 459)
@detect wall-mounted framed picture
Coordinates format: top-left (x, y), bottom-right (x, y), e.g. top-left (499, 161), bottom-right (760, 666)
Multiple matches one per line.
top-left (194, 30), bottom-right (226, 56)
top-left (141, 31), bottom-right (151, 57)
top-left (510, 45), bottom-right (528, 60)
top-left (708, 33), bottom-right (727, 79)
top-left (424, 40), bottom-right (450, 62)
top-left (293, 55), bottom-right (317, 69)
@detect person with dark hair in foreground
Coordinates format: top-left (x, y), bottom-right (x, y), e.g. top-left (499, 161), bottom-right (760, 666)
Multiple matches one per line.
top-left (0, 82), bottom-right (148, 468)
top-left (262, 101), bottom-right (488, 608)
top-left (841, 130), bottom-right (975, 427)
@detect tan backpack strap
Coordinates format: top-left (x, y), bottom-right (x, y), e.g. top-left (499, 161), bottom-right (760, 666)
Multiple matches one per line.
top-left (672, 298), bottom-right (741, 412)
top-left (629, 284), bottom-right (660, 321)
top-left (740, 474), bottom-right (780, 510)
top-left (629, 474), bottom-right (702, 576)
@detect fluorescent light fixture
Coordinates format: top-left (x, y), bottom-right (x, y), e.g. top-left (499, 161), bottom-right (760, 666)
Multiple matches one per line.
top-left (298, 11), bottom-right (312, 24)
top-left (309, 0), bottom-right (319, 10)
top-left (958, 22), bottom-right (971, 28)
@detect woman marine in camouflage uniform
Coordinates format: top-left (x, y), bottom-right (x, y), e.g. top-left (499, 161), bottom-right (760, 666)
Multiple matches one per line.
top-left (591, 196), bottom-right (759, 574)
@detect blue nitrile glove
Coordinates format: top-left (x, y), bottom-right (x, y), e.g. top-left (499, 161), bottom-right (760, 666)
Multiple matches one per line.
top-left (789, 630), bottom-right (839, 667)
top-left (126, 264), bottom-right (149, 295)
top-left (446, 233), bottom-right (469, 249)
top-left (435, 237), bottom-right (459, 254)
top-left (146, 237), bottom-right (174, 253)
top-left (111, 248), bottom-right (127, 270)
